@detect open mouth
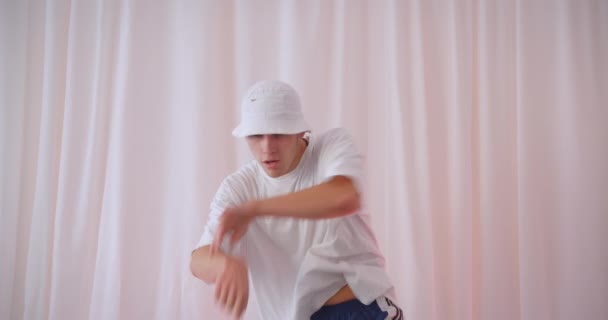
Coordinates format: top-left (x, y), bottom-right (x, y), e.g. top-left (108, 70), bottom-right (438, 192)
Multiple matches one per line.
top-left (263, 160), bottom-right (279, 167)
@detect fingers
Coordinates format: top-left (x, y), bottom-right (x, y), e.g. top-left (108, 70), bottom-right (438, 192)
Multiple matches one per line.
top-left (211, 234), bottom-right (219, 255)
top-left (234, 265), bottom-right (248, 318)
top-left (211, 221), bottom-right (226, 254)
top-left (215, 258), bottom-right (248, 319)
top-left (218, 279), bottom-right (229, 308)
top-left (214, 208), bottom-right (252, 254)
top-left (216, 276), bottom-right (244, 319)
top-left (226, 279), bottom-right (246, 319)
top-left (214, 274), bottom-right (225, 304)
top-left (225, 281), bottom-right (236, 314)
top-left (230, 225), bottom-right (246, 246)
top-left (233, 293), bottom-right (243, 319)
top-left (233, 285), bottom-right (247, 319)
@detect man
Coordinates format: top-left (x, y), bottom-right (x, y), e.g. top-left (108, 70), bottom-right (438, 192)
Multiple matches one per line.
top-left (190, 80), bottom-right (404, 319)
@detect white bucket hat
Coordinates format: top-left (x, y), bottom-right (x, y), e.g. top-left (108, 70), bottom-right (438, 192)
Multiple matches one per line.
top-left (232, 80), bottom-right (311, 137)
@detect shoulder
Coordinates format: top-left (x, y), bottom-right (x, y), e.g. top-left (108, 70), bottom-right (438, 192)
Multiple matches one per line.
top-left (222, 160), bottom-right (258, 189)
top-left (321, 127), bottom-right (351, 139)
top-left (316, 127), bottom-right (357, 149)
top-left (216, 161), bottom-right (259, 200)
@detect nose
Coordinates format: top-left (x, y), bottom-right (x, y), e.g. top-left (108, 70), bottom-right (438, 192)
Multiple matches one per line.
top-left (261, 135), bottom-right (277, 154)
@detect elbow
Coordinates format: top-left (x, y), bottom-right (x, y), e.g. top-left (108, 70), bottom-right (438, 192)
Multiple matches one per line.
top-left (329, 176), bottom-right (361, 216)
top-left (190, 249), bottom-right (214, 285)
top-left (190, 256), bottom-right (201, 280)
top-left (335, 189), bottom-right (361, 216)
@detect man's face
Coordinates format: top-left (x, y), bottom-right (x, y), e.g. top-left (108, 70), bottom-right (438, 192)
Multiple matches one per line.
top-left (246, 133), bottom-right (306, 177)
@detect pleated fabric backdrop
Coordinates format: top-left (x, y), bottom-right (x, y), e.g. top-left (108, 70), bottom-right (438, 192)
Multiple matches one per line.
top-left (1, 1), bottom-right (607, 319)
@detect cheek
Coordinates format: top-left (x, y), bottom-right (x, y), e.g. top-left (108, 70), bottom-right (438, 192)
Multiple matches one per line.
top-left (279, 141), bottom-right (296, 155)
top-left (283, 142), bottom-right (298, 160)
top-left (256, 148), bottom-right (265, 159)
top-left (247, 143), bottom-right (262, 159)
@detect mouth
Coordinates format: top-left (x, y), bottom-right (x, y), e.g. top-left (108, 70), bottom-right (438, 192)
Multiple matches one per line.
top-left (263, 160), bottom-right (280, 169)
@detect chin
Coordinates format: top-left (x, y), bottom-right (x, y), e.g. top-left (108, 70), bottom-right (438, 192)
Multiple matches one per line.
top-left (265, 169), bottom-right (284, 178)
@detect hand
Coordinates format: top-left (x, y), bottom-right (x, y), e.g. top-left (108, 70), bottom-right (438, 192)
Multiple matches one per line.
top-left (211, 202), bottom-right (258, 254)
top-left (215, 256), bottom-right (249, 319)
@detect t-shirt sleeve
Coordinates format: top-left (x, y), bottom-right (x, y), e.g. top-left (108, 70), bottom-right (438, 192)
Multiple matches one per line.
top-left (318, 128), bottom-right (365, 193)
top-left (195, 178), bottom-right (244, 254)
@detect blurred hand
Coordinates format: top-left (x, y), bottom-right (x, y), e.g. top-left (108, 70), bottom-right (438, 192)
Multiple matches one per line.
top-left (211, 202), bottom-right (257, 254)
top-left (215, 256), bottom-right (249, 319)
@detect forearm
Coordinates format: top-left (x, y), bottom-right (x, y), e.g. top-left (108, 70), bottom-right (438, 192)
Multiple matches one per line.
top-left (252, 176), bottom-right (360, 219)
top-left (190, 245), bottom-right (228, 284)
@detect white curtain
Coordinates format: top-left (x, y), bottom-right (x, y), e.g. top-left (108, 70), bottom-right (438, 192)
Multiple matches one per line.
top-left (1, 1), bottom-right (607, 319)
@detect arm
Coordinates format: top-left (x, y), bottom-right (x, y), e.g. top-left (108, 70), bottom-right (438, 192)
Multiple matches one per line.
top-left (211, 176), bottom-right (360, 252)
top-left (250, 175), bottom-right (360, 219)
top-left (190, 245), bottom-right (229, 284)
top-left (190, 245), bottom-right (249, 317)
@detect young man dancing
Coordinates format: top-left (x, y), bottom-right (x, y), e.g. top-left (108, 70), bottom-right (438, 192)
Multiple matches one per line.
top-left (191, 80), bottom-right (404, 320)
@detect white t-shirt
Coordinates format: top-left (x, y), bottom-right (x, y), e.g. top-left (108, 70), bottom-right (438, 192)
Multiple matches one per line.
top-left (196, 128), bottom-right (395, 320)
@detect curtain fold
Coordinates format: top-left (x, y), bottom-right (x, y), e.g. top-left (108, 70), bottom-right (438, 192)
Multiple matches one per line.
top-left (1, 1), bottom-right (606, 319)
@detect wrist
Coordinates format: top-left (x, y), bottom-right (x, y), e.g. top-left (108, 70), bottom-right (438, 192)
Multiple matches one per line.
top-left (209, 250), bottom-right (229, 279)
top-left (245, 200), bottom-right (263, 217)
top-left (221, 254), bottom-right (247, 275)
